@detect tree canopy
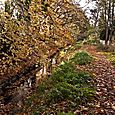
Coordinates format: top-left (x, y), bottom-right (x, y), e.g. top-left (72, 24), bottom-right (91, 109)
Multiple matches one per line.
top-left (0, 0), bottom-right (89, 79)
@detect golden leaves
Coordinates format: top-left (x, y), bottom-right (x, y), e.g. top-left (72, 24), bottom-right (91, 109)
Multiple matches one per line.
top-left (0, 0), bottom-right (87, 79)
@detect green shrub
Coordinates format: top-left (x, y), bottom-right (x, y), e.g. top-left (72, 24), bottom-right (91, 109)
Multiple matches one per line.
top-left (71, 51), bottom-right (93, 65)
top-left (37, 62), bottom-right (95, 104)
top-left (24, 61), bottom-right (95, 113)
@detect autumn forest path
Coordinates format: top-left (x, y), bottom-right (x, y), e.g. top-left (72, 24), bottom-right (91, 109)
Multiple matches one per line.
top-left (76, 45), bottom-right (115, 114)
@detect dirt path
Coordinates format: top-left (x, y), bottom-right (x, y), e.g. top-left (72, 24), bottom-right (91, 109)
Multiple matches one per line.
top-left (77, 45), bottom-right (115, 114)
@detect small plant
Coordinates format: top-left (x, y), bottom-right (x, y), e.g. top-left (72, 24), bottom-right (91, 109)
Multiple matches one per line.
top-left (76, 41), bottom-right (83, 49)
top-left (71, 51), bottom-right (93, 65)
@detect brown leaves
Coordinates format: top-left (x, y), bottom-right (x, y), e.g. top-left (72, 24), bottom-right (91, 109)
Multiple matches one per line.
top-left (76, 45), bottom-right (115, 114)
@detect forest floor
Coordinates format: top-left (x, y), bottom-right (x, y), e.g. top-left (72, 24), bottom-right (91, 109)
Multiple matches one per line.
top-left (17, 44), bottom-right (115, 114)
top-left (76, 44), bottom-right (115, 114)
top-left (1, 44), bottom-right (115, 115)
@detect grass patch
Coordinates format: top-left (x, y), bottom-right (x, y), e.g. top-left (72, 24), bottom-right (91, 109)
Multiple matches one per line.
top-left (103, 52), bottom-right (115, 66)
top-left (71, 51), bottom-right (93, 65)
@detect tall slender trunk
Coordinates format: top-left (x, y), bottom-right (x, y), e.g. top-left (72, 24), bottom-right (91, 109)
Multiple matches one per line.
top-left (105, 0), bottom-right (111, 45)
top-left (109, 0), bottom-right (115, 44)
top-left (105, 0), bottom-right (109, 45)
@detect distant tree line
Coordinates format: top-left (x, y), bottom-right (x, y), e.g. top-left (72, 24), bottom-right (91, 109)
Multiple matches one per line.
top-left (90, 0), bottom-right (115, 45)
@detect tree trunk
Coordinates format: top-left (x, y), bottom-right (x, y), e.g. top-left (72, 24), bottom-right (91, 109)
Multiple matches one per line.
top-left (105, 0), bottom-right (108, 45)
top-left (109, 0), bottom-right (115, 45)
top-left (105, 0), bottom-right (111, 45)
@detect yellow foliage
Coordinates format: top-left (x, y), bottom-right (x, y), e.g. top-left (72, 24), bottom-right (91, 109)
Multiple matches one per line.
top-left (0, 0), bottom-right (88, 78)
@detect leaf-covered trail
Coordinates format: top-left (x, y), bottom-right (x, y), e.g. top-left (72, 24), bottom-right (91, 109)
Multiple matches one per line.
top-left (77, 45), bottom-right (115, 114)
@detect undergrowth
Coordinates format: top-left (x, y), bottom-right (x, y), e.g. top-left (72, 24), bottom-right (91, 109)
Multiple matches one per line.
top-left (22, 52), bottom-right (95, 114)
top-left (71, 51), bottom-right (93, 65)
